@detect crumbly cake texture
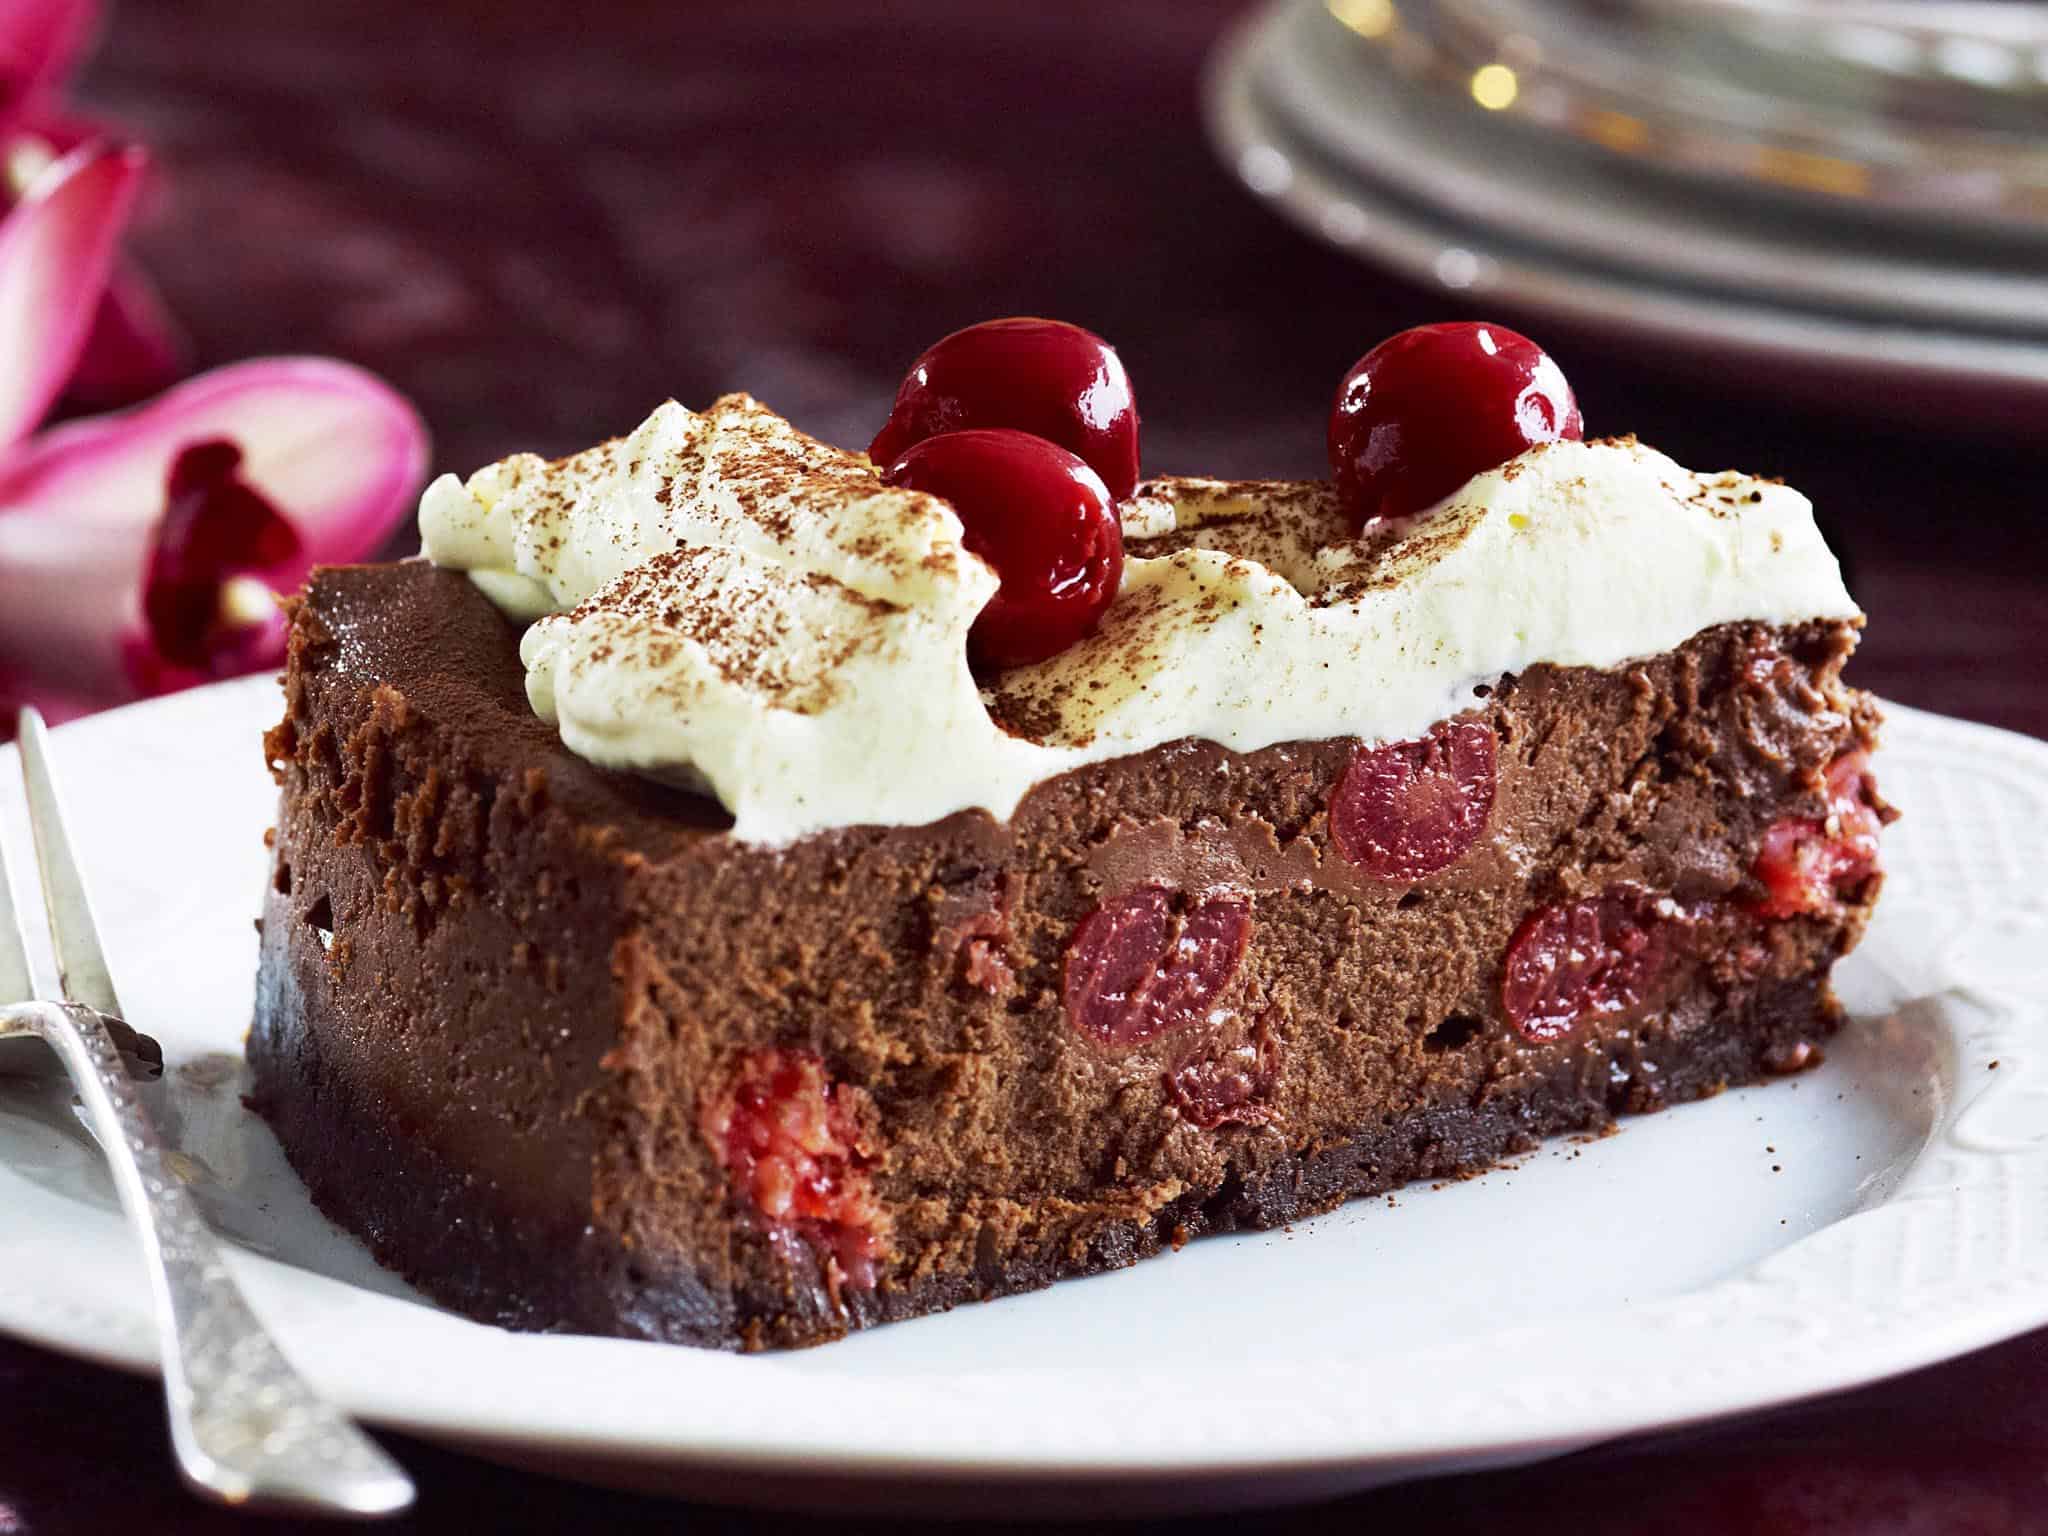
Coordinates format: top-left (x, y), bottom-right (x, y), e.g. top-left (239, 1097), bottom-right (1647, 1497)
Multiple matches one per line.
top-left (250, 561), bottom-right (1883, 1349)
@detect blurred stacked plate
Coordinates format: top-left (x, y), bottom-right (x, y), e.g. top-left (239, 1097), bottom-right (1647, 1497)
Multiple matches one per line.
top-left (1203, 0), bottom-right (2048, 416)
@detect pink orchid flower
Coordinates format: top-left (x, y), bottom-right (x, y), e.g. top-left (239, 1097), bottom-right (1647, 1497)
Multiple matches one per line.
top-left (0, 0), bottom-right (98, 134)
top-left (6, 116), bottom-right (188, 407)
top-left (3, 0), bottom-right (186, 406)
top-left (0, 140), bottom-right (429, 724)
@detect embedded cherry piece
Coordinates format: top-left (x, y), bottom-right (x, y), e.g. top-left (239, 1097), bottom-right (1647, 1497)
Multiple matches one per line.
top-left (933, 873), bottom-right (1014, 996)
top-left (1329, 717), bottom-right (1497, 880)
top-left (699, 1048), bottom-right (884, 1287)
top-left (1168, 1032), bottom-right (1280, 1129)
top-left (869, 317), bottom-right (1142, 500)
top-left (881, 428), bottom-right (1123, 669)
top-left (1063, 886), bottom-right (1252, 1047)
top-left (1751, 752), bottom-right (1886, 919)
top-left (1327, 321), bottom-right (1583, 527)
top-left (143, 439), bottom-right (302, 674)
top-left (1500, 884), bottom-right (1680, 1042)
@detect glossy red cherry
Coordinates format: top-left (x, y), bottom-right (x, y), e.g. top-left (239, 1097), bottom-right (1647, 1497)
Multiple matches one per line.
top-left (870, 317), bottom-right (1141, 501)
top-left (1327, 322), bottom-right (1582, 526)
top-left (881, 428), bottom-right (1123, 670)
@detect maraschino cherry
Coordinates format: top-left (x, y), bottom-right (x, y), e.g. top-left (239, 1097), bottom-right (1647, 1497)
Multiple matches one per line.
top-left (1750, 752), bottom-right (1886, 918)
top-left (1327, 322), bottom-right (1582, 527)
top-left (870, 317), bottom-right (1141, 501)
top-left (1329, 717), bottom-right (1497, 880)
top-left (880, 429), bottom-right (1123, 670)
top-left (1064, 885), bottom-right (1252, 1047)
top-left (1500, 884), bottom-right (1678, 1042)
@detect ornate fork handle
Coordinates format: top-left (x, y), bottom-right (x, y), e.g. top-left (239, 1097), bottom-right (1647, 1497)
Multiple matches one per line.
top-left (7, 999), bottom-right (412, 1517)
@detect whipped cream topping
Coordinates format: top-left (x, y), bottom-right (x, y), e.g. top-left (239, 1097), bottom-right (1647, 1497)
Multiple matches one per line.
top-left (418, 395), bottom-right (1859, 845)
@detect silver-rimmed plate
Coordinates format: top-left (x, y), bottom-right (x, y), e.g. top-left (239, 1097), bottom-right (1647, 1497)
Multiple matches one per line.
top-left (1407, 0), bottom-right (2048, 238)
top-left (1205, 0), bottom-right (2048, 423)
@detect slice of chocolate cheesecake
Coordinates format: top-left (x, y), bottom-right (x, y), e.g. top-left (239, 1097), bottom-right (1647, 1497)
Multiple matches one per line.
top-left (250, 374), bottom-right (1887, 1350)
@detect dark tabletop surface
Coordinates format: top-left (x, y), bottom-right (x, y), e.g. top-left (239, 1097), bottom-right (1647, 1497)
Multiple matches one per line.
top-left (5, 1), bottom-right (2046, 1532)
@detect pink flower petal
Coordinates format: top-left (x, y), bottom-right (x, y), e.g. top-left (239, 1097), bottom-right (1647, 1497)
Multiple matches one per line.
top-left (67, 263), bottom-right (189, 407)
top-left (8, 105), bottom-right (108, 157)
top-left (2, 119), bottom-right (190, 407)
top-left (0, 139), bottom-right (144, 450)
top-left (0, 356), bottom-right (429, 702)
top-left (0, 0), bottom-right (98, 136)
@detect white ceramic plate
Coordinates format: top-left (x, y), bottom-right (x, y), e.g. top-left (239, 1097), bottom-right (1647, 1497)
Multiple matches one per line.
top-left (2, 678), bottom-right (2045, 1514)
top-left (1203, 1), bottom-right (2048, 420)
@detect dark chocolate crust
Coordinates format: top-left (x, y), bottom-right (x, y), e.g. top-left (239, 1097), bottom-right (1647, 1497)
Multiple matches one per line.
top-left (250, 561), bottom-right (1882, 1350)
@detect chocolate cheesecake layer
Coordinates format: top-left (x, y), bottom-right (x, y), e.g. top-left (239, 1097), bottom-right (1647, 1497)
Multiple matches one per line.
top-left (250, 560), bottom-right (1883, 1349)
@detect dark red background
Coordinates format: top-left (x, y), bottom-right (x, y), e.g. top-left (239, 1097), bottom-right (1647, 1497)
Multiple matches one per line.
top-left (5, 2), bottom-right (2045, 1531)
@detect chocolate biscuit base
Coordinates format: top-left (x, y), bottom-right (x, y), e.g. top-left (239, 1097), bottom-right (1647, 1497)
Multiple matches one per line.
top-left (250, 561), bottom-right (1882, 1350)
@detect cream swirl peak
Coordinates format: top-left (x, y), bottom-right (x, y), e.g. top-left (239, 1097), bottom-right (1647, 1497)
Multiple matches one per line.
top-left (417, 394), bottom-right (1859, 844)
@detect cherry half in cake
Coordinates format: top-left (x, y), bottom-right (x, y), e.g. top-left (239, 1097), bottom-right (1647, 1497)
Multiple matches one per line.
top-left (250, 320), bottom-right (1886, 1349)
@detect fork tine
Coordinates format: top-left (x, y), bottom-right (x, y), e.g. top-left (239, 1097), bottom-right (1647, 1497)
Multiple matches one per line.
top-left (17, 708), bottom-right (122, 1018)
top-left (0, 758), bottom-right (34, 1007)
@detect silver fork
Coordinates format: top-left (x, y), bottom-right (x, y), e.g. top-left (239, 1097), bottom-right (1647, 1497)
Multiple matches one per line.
top-left (0, 707), bottom-right (414, 1518)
